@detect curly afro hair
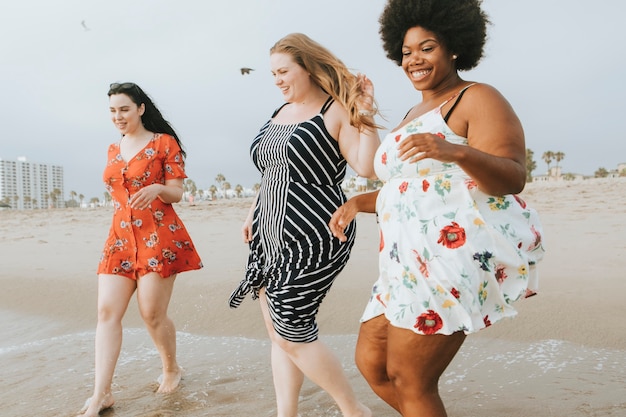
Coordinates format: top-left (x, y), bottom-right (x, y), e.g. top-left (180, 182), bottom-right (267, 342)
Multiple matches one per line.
top-left (379, 0), bottom-right (490, 71)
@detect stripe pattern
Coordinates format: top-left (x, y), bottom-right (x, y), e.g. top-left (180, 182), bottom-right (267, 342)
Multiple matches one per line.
top-left (229, 98), bottom-right (356, 343)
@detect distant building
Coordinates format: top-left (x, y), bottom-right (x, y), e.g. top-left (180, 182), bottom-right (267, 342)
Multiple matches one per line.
top-left (0, 157), bottom-right (64, 209)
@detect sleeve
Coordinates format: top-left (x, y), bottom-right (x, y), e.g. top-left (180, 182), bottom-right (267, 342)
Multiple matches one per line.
top-left (162, 134), bottom-right (188, 180)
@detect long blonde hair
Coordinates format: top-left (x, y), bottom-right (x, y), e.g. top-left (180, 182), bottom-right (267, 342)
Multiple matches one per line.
top-left (270, 33), bottom-right (378, 131)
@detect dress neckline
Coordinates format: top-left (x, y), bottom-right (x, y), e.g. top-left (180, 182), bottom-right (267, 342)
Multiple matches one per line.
top-left (390, 83), bottom-right (476, 134)
top-left (119, 133), bottom-right (156, 164)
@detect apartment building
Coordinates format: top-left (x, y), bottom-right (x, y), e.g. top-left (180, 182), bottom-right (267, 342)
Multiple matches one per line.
top-left (0, 157), bottom-right (64, 209)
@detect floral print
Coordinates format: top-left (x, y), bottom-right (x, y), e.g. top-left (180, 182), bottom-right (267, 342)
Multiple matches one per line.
top-left (98, 133), bottom-right (202, 279)
top-left (361, 89), bottom-right (545, 335)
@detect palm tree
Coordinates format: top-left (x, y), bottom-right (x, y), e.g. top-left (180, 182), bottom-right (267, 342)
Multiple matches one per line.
top-left (70, 190), bottom-right (77, 202)
top-left (52, 188), bottom-right (62, 208)
top-left (594, 167), bottom-right (609, 178)
top-left (215, 173), bottom-right (226, 194)
top-left (554, 152), bottom-right (565, 167)
top-left (525, 148), bottom-right (537, 182)
top-left (223, 181), bottom-right (231, 198)
top-left (184, 179), bottom-right (197, 197)
top-left (234, 184), bottom-right (244, 198)
top-left (79, 194), bottom-right (85, 207)
top-left (209, 185), bottom-right (218, 200)
top-left (542, 151), bottom-right (554, 173)
top-left (48, 192), bottom-right (56, 208)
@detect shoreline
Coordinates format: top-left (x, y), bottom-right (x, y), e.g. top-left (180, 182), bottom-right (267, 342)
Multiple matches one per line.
top-left (1, 178), bottom-right (625, 416)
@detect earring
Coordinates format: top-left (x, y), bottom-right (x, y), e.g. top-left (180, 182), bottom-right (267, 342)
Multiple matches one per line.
top-left (452, 54), bottom-right (458, 60)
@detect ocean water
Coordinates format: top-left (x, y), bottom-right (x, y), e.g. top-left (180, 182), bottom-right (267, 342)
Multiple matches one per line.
top-left (1, 309), bottom-right (625, 417)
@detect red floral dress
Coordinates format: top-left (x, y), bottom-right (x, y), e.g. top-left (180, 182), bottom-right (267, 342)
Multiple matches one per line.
top-left (98, 133), bottom-right (202, 279)
top-left (363, 94), bottom-right (545, 335)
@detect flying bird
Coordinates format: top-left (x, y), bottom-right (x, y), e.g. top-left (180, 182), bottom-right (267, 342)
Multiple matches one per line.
top-left (240, 67), bottom-right (254, 75)
top-left (81, 20), bottom-right (91, 31)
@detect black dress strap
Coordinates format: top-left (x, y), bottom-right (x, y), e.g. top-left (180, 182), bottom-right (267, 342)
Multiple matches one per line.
top-left (443, 84), bottom-right (475, 123)
top-left (320, 96), bottom-right (335, 114)
top-left (271, 102), bottom-right (289, 118)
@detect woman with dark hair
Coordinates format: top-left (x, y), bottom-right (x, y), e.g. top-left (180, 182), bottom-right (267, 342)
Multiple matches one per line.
top-left (329, 1), bottom-right (545, 415)
top-left (76, 82), bottom-right (202, 417)
top-left (229, 33), bottom-right (379, 416)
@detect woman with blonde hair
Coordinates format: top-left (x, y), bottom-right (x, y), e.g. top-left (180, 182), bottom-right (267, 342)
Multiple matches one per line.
top-left (229, 33), bottom-right (379, 416)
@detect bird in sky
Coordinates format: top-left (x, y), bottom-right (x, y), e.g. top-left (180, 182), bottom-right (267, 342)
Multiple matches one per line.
top-left (240, 67), bottom-right (254, 75)
top-left (81, 20), bottom-right (91, 31)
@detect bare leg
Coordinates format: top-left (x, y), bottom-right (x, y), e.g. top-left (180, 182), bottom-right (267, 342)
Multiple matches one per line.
top-left (386, 325), bottom-right (466, 417)
top-left (259, 288), bottom-right (304, 417)
top-left (280, 339), bottom-right (371, 417)
top-left (136, 272), bottom-right (181, 393)
top-left (77, 274), bottom-right (136, 417)
top-left (259, 289), bottom-right (371, 417)
top-left (355, 315), bottom-right (400, 412)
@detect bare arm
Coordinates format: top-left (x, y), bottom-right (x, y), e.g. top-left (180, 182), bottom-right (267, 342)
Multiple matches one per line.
top-left (336, 75), bottom-right (381, 178)
top-left (129, 178), bottom-right (184, 209)
top-left (241, 193), bottom-right (258, 244)
top-left (329, 190), bottom-right (379, 242)
top-left (398, 84), bottom-right (526, 195)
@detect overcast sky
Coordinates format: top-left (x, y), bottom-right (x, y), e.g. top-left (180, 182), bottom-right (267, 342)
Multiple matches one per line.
top-left (1, 0), bottom-right (624, 199)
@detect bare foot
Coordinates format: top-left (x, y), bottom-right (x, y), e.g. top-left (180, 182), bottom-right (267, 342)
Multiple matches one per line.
top-left (156, 366), bottom-right (183, 393)
top-left (76, 393), bottom-right (114, 417)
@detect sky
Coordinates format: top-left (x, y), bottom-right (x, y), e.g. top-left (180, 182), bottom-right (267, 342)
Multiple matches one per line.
top-left (1, 0), bottom-right (624, 200)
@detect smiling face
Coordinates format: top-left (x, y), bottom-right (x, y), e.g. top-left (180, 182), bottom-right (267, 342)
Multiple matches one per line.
top-left (109, 93), bottom-right (145, 135)
top-left (401, 26), bottom-right (457, 92)
top-left (270, 52), bottom-right (312, 103)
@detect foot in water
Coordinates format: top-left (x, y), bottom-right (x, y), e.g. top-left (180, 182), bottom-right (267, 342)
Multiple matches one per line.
top-left (77, 393), bottom-right (114, 417)
top-left (156, 366), bottom-right (183, 393)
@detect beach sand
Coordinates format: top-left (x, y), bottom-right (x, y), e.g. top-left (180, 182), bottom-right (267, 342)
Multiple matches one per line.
top-left (1, 178), bottom-right (625, 416)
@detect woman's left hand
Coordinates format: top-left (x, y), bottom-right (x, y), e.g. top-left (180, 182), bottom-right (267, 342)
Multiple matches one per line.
top-left (129, 184), bottom-right (163, 209)
top-left (397, 132), bottom-right (459, 163)
top-left (329, 200), bottom-right (359, 243)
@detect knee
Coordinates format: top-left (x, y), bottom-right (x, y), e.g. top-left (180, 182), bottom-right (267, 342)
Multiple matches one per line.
top-left (139, 306), bottom-right (166, 328)
top-left (97, 303), bottom-right (124, 324)
top-left (355, 346), bottom-right (388, 386)
top-left (386, 361), bottom-right (437, 394)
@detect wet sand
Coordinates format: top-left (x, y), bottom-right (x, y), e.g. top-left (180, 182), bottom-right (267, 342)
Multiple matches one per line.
top-left (1, 178), bottom-right (625, 416)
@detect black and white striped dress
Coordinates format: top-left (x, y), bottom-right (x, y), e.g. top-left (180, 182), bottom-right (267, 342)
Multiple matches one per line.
top-left (229, 97), bottom-right (356, 343)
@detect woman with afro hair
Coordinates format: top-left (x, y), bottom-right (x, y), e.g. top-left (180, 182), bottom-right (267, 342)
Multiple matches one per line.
top-left (329, 1), bottom-right (545, 416)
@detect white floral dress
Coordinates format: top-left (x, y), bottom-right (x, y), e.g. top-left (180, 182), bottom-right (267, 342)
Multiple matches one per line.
top-left (362, 87), bottom-right (545, 335)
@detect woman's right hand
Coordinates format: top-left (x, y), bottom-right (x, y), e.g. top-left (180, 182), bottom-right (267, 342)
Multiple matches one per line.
top-left (242, 194), bottom-right (259, 244)
top-left (329, 191), bottom-right (379, 242)
top-left (242, 218), bottom-right (253, 244)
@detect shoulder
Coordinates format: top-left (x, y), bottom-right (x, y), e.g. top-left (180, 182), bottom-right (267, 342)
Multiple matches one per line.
top-left (155, 132), bottom-right (173, 141)
top-left (461, 83), bottom-right (512, 108)
top-left (321, 99), bottom-right (350, 133)
top-left (449, 83), bottom-right (518, 124)
top-left (155, 133), bottom-right (178, 147)
top-left (107, 142), bottom-right (119, 154)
